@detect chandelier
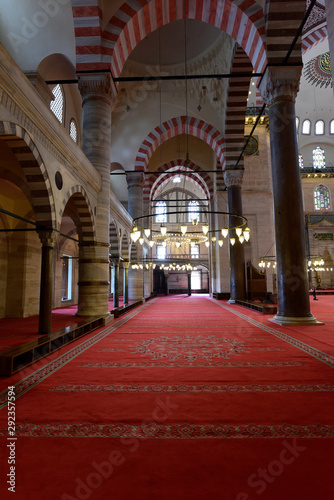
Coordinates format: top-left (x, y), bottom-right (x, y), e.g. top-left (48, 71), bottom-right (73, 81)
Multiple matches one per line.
top-left (130, 210), bottom-right (250, 249)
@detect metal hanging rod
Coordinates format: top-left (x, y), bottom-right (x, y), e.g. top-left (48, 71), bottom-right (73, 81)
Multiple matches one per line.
top-left (111, 170), bottom-right (225, 175)
top-left (45, 72), bottom-right (262, 86)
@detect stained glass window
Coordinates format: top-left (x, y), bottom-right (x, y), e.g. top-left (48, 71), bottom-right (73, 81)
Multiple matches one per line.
top-left (155, 201), bottom-right (167, 223)
top-left (315, 120), bottom-right (325, 135)
top-left (299, 154), bottom-right (304, 169)
top-left (50, 84), bottom-right (64, 124)
top-left (314, 185), bottom-right (330, 211)
top-left (69, 119), bottom-right (78, 143)
top-left (188, 200), bottom-right (200, 223)
top-left (302, 119), bottom-right (311, 135)
top-left (313, 147), bottom-right (326, 169)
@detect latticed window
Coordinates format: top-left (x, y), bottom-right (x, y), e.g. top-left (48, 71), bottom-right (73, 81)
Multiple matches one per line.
top-left (296, 117), bottom-right (299, 131)
top-left (156, 245), bottom-right (166, 259)
top-left (314, 185), bottom-right (330, 211)
top-left (69, 119), bottom-right (78, 143)
top-left (50, 84), bottom-right (64, 123)
top-left (313, 147), bottom-right (326, 169)
top-left (188, 200), bottom-right (200, 223)
top-left (299, 154), bottom-right (303, 169)
top-left (155, 201), bottom-right (167, 223)
top-left (315, 120), bottom-right (325, 135)
top-left (302, 119), bottom-right (311, 135)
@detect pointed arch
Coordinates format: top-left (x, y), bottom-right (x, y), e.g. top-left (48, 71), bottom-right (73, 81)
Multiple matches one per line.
top-left (135, 116), bottom-right (225, 171)
top-left (0, 121), bottom-right (56, 230)
top-left (225, 45), bottom-right (253, 169)
top-left (121, 232), bottom-right (130, 260)
top-left (109, 218), bottom-right (120, 257)
top-left (147, 160), bottom-right (213, 202)
top-left (73, 0), bottom-right (266, 74)
top-left (60, 186), bottom-right (96, 242)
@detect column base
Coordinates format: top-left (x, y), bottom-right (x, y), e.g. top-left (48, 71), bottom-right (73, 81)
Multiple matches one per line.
top-left (228, 299), bottom-right (236, 304)
top-left (269, 314), bottom-right (323, 326)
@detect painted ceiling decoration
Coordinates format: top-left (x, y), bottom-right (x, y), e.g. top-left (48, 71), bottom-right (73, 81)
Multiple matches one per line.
top-left (304, 52), bottom-right (333, 88)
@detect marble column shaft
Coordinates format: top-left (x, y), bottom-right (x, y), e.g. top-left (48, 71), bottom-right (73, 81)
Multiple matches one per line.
top-left (259, 66), bottom-right (317, 324)
top-left (224, 170), bottom-right (246, 301)
top-left (38, 230), bottom-right (57, 335)
top-left (112, 257), bottom-right (120, 308)
top-left (78, 74), bottom-right (115, 316)
top-left (126, 172), bottom-right (145, 301)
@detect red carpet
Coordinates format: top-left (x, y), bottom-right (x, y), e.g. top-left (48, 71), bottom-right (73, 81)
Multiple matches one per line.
top-left (0, 298), bottom-right (128, 353)
top-left (0, 295), bottom-right (334, 499)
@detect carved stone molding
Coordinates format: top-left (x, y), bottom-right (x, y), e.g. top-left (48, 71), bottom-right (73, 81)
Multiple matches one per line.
top-left (37, 230), bottom-right (58, 248)
top-left (78, 74), bottom-right (116, 107)
top-left (224, 169), bottom-right (244, 188)
top-left (126, 171), bottom-right (145, 189)
top-left (259, 66), bottom-right (302, 105)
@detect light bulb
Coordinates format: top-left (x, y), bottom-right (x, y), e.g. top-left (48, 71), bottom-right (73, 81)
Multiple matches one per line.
top-left (149, 240), bottom-right (154, 247)
top-left (160, 226), bottom-right (167, 236)
top-left (205, 241), bottom-right (210, 248)
top-left (180, 225), bottom-right (187, 235)
top-left (202, 225), bottom-right (209, 235)
top-left (176, 242), bottom-right (181, 248)
top-left (218, 240), bottom-right (223, 247)
top-left (239, 235), bottom-right (244, 244)
top-left (221, 228), bottom-right (228, 238)
top-left (144, 228), bottom-right (151, 238)
top-left (139, 237), bottom-right (144, 245)
top-left (230, 238), bottom-right (235, 246)
top-left (236, 227), bottom-right (242, 237)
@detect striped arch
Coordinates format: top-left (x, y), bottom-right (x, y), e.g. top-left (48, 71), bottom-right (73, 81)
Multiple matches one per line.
top-left (129, 242), bottom-right (137, 262)
top-left (120, 232), bottom-right (130, 260)
top-left (109, 218), bottom-right (120, 257)
top-left (147, 161), bottom-right (213, 202)
top-left (302, 26), bottom-right (328, 53)
top-left (74, 0), bottom-right (267, 74)
top-left (225, 46), bottom-right (253, 170)
top-left (60, 186), bottom-right (96, 243)
top-left (265, 0), bottom-right (306, 64)
top-left (0, 121), bottom-right (56, 230)
top-left (135, 116), bottom-right (226, 171)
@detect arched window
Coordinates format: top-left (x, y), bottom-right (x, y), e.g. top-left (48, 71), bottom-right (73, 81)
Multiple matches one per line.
top-left (314, 185), bottom-right (331, 211)
top-left (302, 119), bottom-right (311, 135)
top-left (315, 120), bottom-right (325, 135)
top-left (313, 147), bottom-right (326, 169)
top-left (296, 117), bottom-right (299, 132)
top-left (299, 154), bottom-right (304, 169)
top-left (50, 84), bottom-right (64, 124)
top-left (330, 120), bottom-right (334, 135)
top-left (155, 201), bottom-right (167, 223)
top-left (188, 200), bottom-right (200, 223)
top-left (69, 119), bottom-right (78, 143)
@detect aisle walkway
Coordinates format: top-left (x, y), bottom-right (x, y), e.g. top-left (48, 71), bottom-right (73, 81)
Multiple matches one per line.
top-left (0, 295), bottom-right (334, 499)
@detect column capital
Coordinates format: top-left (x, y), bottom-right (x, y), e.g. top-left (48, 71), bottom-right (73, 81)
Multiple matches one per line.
top-left (111, 256), bottom-right (120, 266)
top-left (123, 261), bottom-right (130, 269)
top-left (258, 66), bottom-right (302, 106)
top-left (78, 74), bottom-right (116, 107)
top-left (37, 229), bottom-right (57, 247)
top-left (126, 171), bottom-right (145, 189)
top-left (224, 169), bottom-right (244, 189)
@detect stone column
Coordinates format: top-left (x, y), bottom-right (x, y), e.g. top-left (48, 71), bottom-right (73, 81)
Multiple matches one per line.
top-left (224, 169), bottom-right (246, 302)
top-left (187, 271), bottom-right (192, 296)
top-left (126, 172), bottom-right (145, 300)
top-left (77, 242), bottom-right (111, 316)
top-left (37, 230), bottom-right (57, 335)
top-left (259, 66), bottom-right (318, 324)
top-left (164, 271), bottom-right (169, 295)
top-left (112, 257), bottom-right (120, 308)
top-left (123, 261), bottom-right (129, 305)
top-left (78, 74), bottom-right (115, 317)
